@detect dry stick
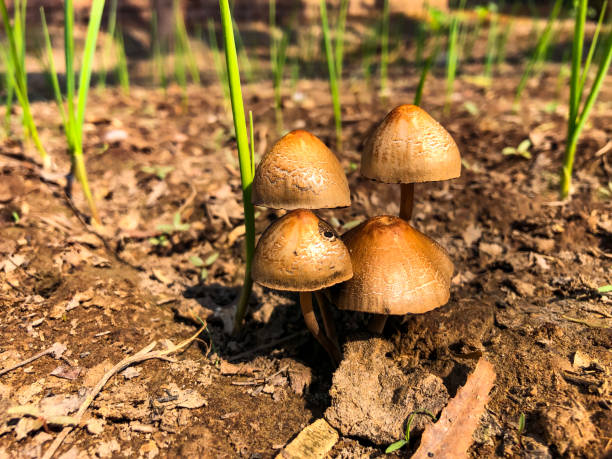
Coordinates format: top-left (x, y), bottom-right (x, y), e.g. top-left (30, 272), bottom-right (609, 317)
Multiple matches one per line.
top-left (299, 292), bottom-right (341, 365)
top-left (42, 324), bottom-right (206, 459)
top-left (0, 342), bottom-right (66, 377)
top-left (314, 291), bottom-right (340, 354)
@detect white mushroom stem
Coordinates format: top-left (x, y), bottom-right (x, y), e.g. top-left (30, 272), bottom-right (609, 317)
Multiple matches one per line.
top-left (315, 291), bottom-right (340, 353)
top-left (368, 313), bottom-right (388, 334)
top-left (300, 292), bottom-right (341, 364)
top-left (400, 183), bottom-right (415, 220)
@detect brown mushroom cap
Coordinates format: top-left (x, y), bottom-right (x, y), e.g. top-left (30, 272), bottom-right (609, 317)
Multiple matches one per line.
top-left (331, 215), bottom-right (454, 315)
top-left (252, 209), bottom-right (353, 291)
top-left (252, 130), bottom-right (351, 209)
top-left (362, 104), bottom-right (461, 183)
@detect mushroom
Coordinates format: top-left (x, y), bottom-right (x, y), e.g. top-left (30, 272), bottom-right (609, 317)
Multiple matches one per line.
top-left (252, 209), bottom-right (352, 363)
top-left (362, 104), bottom-right (461, 220)
top-left (252, 129), bottom-right (351, 210)
top-left (330, 215), bottom-right (454, 334)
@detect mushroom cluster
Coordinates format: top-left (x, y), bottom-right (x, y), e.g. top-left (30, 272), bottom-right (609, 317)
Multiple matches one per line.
top-left (250, 105), bottom-right (461, 362)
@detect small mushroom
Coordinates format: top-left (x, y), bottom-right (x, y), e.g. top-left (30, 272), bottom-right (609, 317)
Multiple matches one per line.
top-left (252, 209), bottom-right (353, 363)
top-left (362, 104), bottom-right (461, 220)
top-left (330, 215), bottom-right (454, 333)
top-left (252, 130), bottom-right (351, 210)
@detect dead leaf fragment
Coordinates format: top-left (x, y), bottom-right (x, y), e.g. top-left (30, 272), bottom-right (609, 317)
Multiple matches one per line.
top-left (50, 365), bottom-right (81, 380)
top-left (277, 419), bottom-right (338, 459)
top-left (412, 358), bottom-right (496, 459)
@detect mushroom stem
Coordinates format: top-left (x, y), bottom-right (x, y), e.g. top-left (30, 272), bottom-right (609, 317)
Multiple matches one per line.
top-left (299, 292), bottom-right (341, 364)
top-left (367, 314), bottom-right (388, 334)
top-left (314, 291), bottom-right (340, 354)
top-left (399, 183), bottom-right (415, 220)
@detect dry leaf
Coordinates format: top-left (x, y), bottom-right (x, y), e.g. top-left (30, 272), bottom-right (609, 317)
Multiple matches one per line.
top-left (412, 358), bottom-right (496, 459)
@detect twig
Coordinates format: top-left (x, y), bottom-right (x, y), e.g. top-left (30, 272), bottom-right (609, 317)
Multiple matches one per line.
top-left (42, 324), bottom-right (206, 459)
top-left (0, 342), bottom-right (66, 377)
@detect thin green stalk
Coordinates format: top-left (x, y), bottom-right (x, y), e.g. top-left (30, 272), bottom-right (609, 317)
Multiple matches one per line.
top-left (576, 0), bottom-right (607, 109)
top-left (514, 0), bottom-right (562, 107)
top-left (116, 29), bottom-right (130, 94)
top-left (98, 0), bottom-right (117, 88)
top-left (444, 0), bottom-right (465, 114)
top-left (561, 0), bottom-right (612, 198)
top-left (207, 19), bottom-right (230, 105)
top-left (219, 0), bottom-right (255, 334)
top-left (379, 0), bottom-right (390, 97)
top-left (334, 0), bottom-right (349, 80)
top-left (0, 0), bottom-right (50, 167)
top-left (414, 41), bottom-right (440, 106)
top-left (152, 12), bottom-right (167, 90)
top-left (320, 0), bottom-right (342, 150)
top-left (1, 48), bottom-right (14, 136)
top-left (173, 0), bottom-right (200, 85)
top-left (483, 3), bottom-right (498, 83)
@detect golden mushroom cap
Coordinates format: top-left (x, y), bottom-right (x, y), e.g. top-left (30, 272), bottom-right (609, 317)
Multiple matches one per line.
top-left (331, 215), bottom-right (454, 315)
top-left (362, 104), bottom-right (461, 184)
top-left (252, 130), bottom-right (351, 209)
top-left (252, 209), bottom-right (353, 291)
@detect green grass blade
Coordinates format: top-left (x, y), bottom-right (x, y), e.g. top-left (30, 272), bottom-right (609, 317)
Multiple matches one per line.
top-left (577, 0), bottom-right (607, 104)
top-left (40, 8), bottom-right (67, 126)
top-left (445, 0), bottom-right (465, 113)
top-left (64, 0), bottom-right (76, 146)
top-left (320, 0), bottom-right (342, 149)
top-left (75, 0), bottom-right (106, 145)
top-left (98, 0), bottom-right (117, 88)
top-left (334, 0), bottom-right (349, 79)
top-left (249, 110), bottom-right (255, 177)
top-left (116, 29), bottom-right (130, 94)
top-left (380, 0), bottom-right (390, 96)
top-left (414, 42), bottom-right (440, 106)
top-left (207, 19), bottom-right (230, 104)
top-left (219, 0), bottom-right (255, 334)
top-left (568, 0), bottom-right (587, 135)
top-left (561, 25), bottom-right (612, 198)
top-left (514, 0), bottom-right (562, 106)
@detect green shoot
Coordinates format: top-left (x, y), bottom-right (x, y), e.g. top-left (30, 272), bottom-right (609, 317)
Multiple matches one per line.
top-left (219, 0), bottom-right (255, 334)
top-left (141, 165), bottom-right (174, 180)
top-left (444, 0), bottom-right (465, 114)
top-left (334, 0), bottom-right (349, 81)
top-left (495, 14), bottom-right (515, 69)
top-left (11, 210), bottom-right (19, 223)
top-left (379, 0), bottom-right (390, 98)
top-left (41, 0), bottom-right (106, 224)
top-left (156, 211), bottom-right (191, 234)
top-left (517, 412), bottom-right (526, 448)
top-left (2, 42), bottom-right (15, 136)
top-left (97, 0), bottom-right (117, 89)
top-left (385, 409), bottom-right (437, 454)
top-left (190, 252), bottom-right (219, 280)
top-left (151, 12), bottom-right (168, 91)
top-left (173, 0), bottom-right (200, 86)
top-left (483, 3), bottom-right (499, 84)
top-left (414, 40), bottom-right (441, 107)
top-left (269, 0), bottom-right (288, 133)
top-left (116, 28), bottom-right (130, 94)
top-left (597, 284), bottom-right (612, 294)
top-left (320, 0), bottom-right (342, 149)
top-left (502, 139), bottom-right (532, 159)
top-left (561, 0), bottom-right (612, 198)
top-left (0, 0), bottom-right (51, 168)
top-left (207, 19), bottom-right (230, 106)
top-left (514, 0), bottom-right (562, 107)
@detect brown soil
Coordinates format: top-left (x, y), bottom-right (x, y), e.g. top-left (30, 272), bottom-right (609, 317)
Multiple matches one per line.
top-left (1, 38), bottom-right (611, 458)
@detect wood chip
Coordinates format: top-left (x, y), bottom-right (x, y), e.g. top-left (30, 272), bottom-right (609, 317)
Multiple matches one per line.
top-left (276, 419), bottom-right (339, 459)
top-left (412, 358), bottom-right (496, 459)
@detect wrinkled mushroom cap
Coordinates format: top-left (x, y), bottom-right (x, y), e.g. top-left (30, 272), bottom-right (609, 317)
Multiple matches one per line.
top-left (331, 215), bottom-right (454, 314)
top-left (362, 104), bottom-right (461, 183)
top-left (252, 130), bottom-right (351, 209)
top-left (252, 209), bottom-right (353, 291)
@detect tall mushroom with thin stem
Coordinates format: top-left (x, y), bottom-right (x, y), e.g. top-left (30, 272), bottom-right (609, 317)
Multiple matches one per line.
top-left (252, 210), bottom-right (352, 364)
top-left (330, 215), bottom-right (454, 334)
top-left (362, 104), bottom-right (461, 220)
top-left (251, 130), bottom-right (351, 360)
